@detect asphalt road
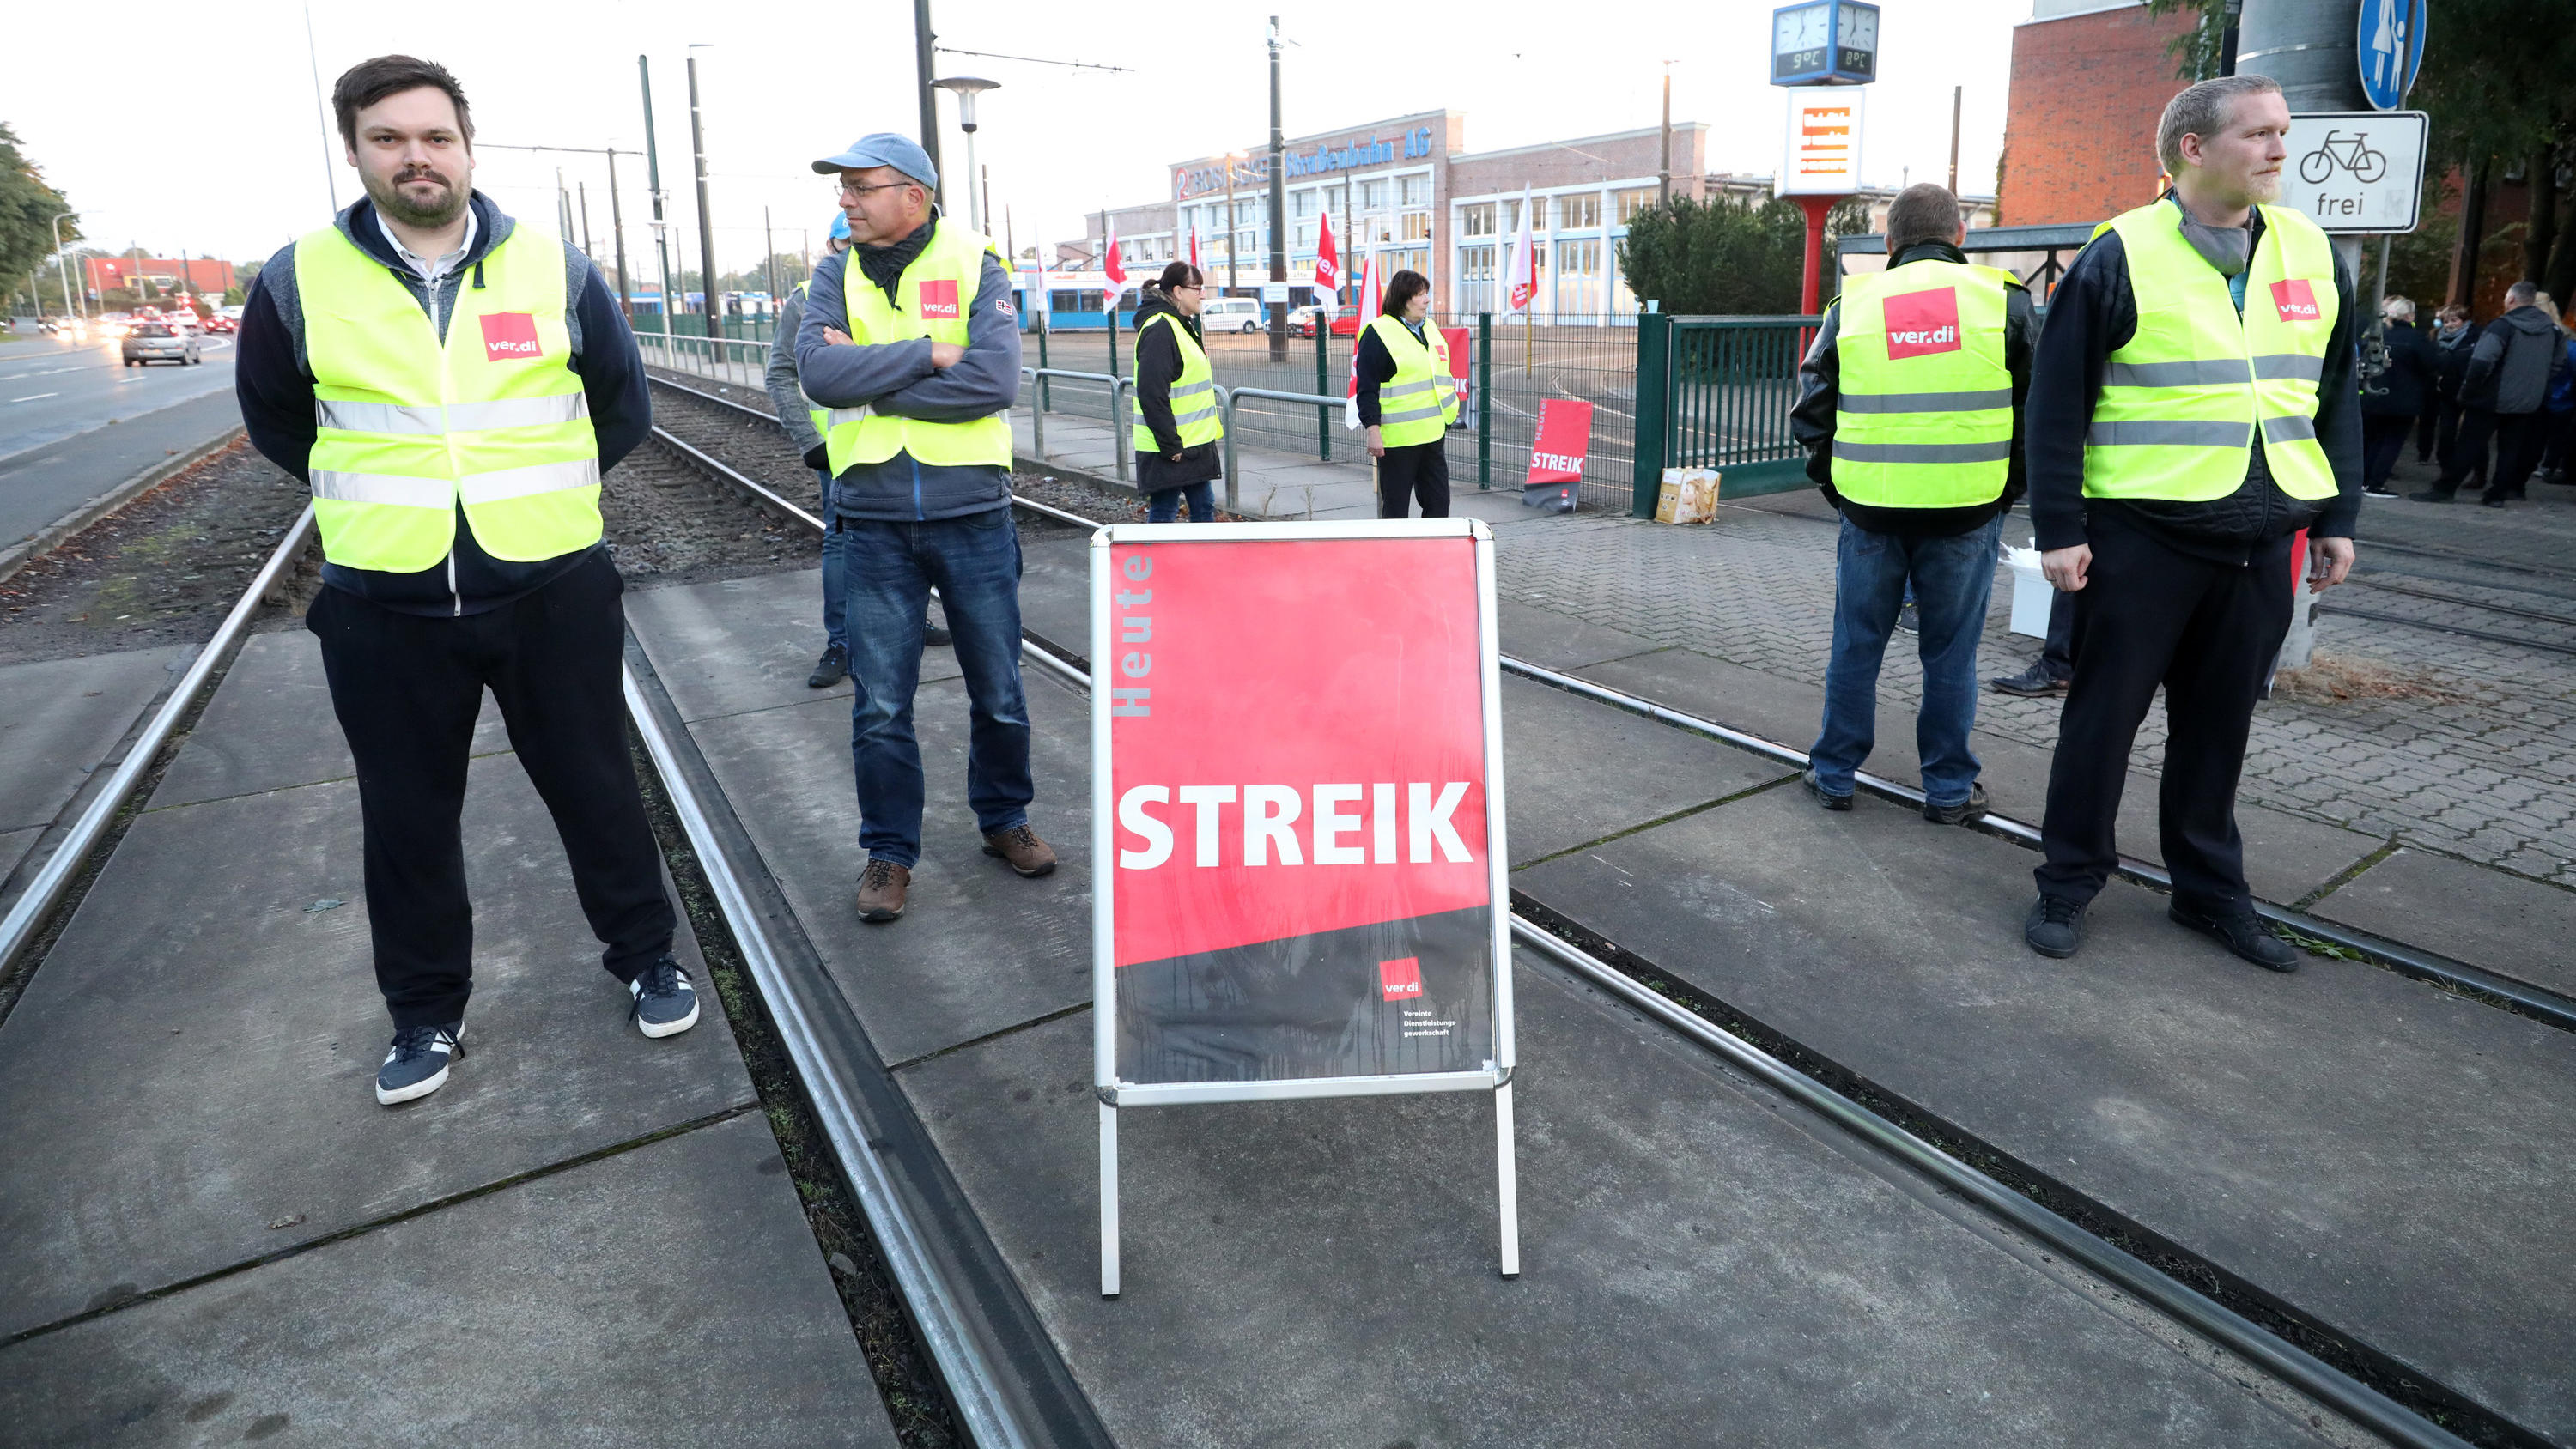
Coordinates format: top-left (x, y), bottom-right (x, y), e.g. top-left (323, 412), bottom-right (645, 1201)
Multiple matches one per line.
top-left (0, 327), bottom-right (242, 548)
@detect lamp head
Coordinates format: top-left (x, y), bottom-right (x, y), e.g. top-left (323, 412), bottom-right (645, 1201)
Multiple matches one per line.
top-left (932, 75), bottom-right (1000, 131)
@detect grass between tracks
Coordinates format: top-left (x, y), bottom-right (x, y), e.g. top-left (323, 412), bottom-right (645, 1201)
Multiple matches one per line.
top-left (629, 732), bottom-right (963, 1449)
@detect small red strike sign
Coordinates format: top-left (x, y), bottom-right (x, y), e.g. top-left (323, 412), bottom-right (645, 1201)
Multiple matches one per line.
top-left (479, 312), bottom-right (541, 361)
top-left (2271, 278), bottom-right (2321, 324)
top-left (1882, 288), bottom-right (1963, 360)
top-left (1526, 398), bottom-right (1595, 487)
top-left (916, 279), bottom-right (962, 320)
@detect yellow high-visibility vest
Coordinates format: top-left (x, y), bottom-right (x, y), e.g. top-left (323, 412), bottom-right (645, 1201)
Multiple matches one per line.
top-left (820, 220), bottom-right (1012, 476)
top-left (296, 224), bottom-right (600, 572)
top-left (792, 279), bottom-right (826, 440)
top-left (2084, 199), bottom-right (2339, 502)
top-left (1131, 311), bottom-right (1224, 453)
top-left (1830, 259), bottom-right (2020, 508)
top-left (1365, 315), bottom-right (1458, 448)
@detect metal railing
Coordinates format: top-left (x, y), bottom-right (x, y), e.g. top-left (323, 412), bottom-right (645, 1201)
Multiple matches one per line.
top-left (1219, 387), bottom-right (1341, 514)
top-left (1629, 313), bottom-right (1819, 517)
top-left (636, 331), bottom-right (773, 391)
top-left (1021, 368), bottom-right (1133, 482)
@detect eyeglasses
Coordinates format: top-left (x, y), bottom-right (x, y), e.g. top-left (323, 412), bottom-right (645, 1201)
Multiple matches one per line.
top-left (835, 179), bottom-right (911, 201)
top-left (1172, 283), bottom-right (1203, 293)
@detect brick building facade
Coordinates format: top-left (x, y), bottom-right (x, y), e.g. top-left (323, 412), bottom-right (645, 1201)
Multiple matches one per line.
top-left (1996, 0), bottom-right (2197, 227)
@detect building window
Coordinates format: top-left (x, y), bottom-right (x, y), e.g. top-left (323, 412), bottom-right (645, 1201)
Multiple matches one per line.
top-left (1361, 179), bottom-right (1388, 210)
top-left (1400, 173), bottom-right (1428, 208)
top-left (1402, 212), bottom-right (1431, 241)
top-left (1460, 244), bottom-right (1496, 281)
top-left (1326, 185), bottom-right (1348, 213)
top-left (1461, 203), bottom-right (1494, 237)
top-left (1296, 222), bottom-right (1315, 249)
top-left (1293, 189), bottom-right (1315, 218)
top-left (1558, 193), bottom-right (1601, 229)
top-left (1558, 239), bottom-right (1601, 276)
top-left (1616, 186), bottom-right (1659, 222)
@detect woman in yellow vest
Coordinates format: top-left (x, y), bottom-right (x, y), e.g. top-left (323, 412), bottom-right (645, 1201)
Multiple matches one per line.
top-left (1357, 270), bottom-right (1460, 518)
top-left (1131, 262), bottom-right (1224, 522)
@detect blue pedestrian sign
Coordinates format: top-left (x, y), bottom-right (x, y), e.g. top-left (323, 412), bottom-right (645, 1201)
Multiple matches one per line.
top-left (2357, 0), bottom-right (2427, 110)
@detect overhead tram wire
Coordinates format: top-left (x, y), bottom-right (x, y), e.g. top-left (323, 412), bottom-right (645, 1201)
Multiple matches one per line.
top-left (933, 46), bottom-right (1133, 73)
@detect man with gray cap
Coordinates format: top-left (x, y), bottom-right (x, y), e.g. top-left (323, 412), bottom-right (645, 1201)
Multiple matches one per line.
top-left (799, 132), bottom-right (1048, 924)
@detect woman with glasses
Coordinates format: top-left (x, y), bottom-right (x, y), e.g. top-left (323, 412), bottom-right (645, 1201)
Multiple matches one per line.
top-left (1130, 262), bottom-right (1224, 522)
top-left (1356, 270), bottom-right (1458, 518)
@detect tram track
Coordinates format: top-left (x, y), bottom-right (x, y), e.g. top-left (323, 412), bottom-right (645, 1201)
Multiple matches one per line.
top-left (641, 369), bottom-right (2540, 1448)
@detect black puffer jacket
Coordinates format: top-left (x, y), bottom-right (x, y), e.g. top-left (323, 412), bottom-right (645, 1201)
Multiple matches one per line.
top-left (2461, 304), bottom-right (2561, 415)
top-left (1131, 283), bottom-right (1223, 491)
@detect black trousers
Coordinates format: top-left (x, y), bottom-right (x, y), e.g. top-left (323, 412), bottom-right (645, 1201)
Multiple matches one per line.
top-left (307, 551), bottom-right (676, 1030)
top-left (1376, 440), bottom-right (1450, 518)
top-left (2415, 397), bottom-right (2441, 461)
top-left (2433, 407), bottom-right (2496, 494)
top-left (2485, 410), bottom-right (2551, 500)
top-left (2036, 522), bottom-right (2293, 913)
top-left (2433, 396), bottom-right (2468, 471)
top-left (2361, 413), bottom-right (2415, 492)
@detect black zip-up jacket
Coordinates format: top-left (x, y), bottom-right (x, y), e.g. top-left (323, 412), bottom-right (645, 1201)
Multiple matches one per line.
top-left (2459, 304), bottom-right (2561, 415)
top-left (2433, 321), bottom-right (2480, 399)
top-left (1130, 284), bottom-right (1223, 490)
top-left (2361, 319), bottom-right (2436, 419)
top-left (235, 193), bottom-right (651, 615)
top-left (1789, 239), bottom-right (2038, 536)
top-left (2025, 199), bottom-right (2361, 560)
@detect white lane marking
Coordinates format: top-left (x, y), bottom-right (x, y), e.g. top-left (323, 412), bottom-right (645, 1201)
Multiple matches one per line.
top-left (9, 393), bottom-right (60, 403)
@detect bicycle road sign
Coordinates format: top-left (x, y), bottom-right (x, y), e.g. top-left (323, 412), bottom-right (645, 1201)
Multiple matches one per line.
top-left (2286, 110), bottom-right (2428, 234)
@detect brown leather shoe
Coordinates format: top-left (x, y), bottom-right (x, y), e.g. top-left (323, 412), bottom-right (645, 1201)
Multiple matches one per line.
top-left (981, 824), bottom-right (1058, 877)
top-left (854, 858), bottom-right (909, 922)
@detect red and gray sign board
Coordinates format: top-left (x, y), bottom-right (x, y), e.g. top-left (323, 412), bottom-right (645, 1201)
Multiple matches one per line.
top-left (1090, 518), bottom-right (1520, 1294)
top-left (1525, 398), bottom-right (1595, 508)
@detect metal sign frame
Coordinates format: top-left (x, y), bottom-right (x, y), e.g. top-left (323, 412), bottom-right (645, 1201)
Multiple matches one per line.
top-left (1088, 518), bottom-right (1520, 1299)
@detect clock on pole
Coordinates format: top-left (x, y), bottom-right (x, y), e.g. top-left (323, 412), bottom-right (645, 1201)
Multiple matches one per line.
top-left (1772, 0), bottom-right (1877, 315)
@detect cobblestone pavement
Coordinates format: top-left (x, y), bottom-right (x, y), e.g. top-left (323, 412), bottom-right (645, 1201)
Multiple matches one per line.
top-left (1490, 458), bottom-right (2576, 888)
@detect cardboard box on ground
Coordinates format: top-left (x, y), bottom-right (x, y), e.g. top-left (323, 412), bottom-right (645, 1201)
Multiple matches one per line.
top-left (1656, 468), bottom-right (1720, 524)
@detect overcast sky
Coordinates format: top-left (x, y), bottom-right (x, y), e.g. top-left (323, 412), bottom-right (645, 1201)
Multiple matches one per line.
top-left (16, 0), bottom-right (2032, 276)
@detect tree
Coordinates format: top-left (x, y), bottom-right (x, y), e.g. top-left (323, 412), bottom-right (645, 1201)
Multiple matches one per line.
top-left (2, 123), bottom-right (79, 306)
top-left (1618, 193), bottom-right (1869, 315)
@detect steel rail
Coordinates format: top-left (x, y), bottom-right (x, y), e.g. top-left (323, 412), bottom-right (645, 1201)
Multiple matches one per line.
top-left (2347, 576), bottom-right (2576, 629)
top-left (1505, 920), bottom-right (2480, 1449)
top-left (0, 505), bottom-right (317, 975)
top-left (2321, 603), bottom-right (2576, 658)
top-left (635, 404), bottom-right (2508, 1446)
top-left (1498, 654), bottom-right (2576, 1031)
top-left (622, 668), bottom-right (1034, 1449)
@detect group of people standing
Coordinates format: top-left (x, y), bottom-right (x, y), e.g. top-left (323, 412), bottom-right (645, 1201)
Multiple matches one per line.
top-left (1794, 74), bottom-right (2361, 973)
top-left (2365, 283), bottom-right (2576, 506)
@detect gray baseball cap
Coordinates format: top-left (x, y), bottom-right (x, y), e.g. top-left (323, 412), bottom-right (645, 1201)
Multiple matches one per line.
top-left (811, 133), bottom-right (938, 191)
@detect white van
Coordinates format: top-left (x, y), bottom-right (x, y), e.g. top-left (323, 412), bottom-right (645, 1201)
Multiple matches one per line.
top-left (1197, 296), bottom-right (1265, 333)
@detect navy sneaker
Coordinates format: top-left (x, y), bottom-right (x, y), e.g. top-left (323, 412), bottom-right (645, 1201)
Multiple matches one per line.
top-left (376, 1022), bottom-right (462, 1106)
top-left (807, 644), bottom-right (849, 689)
top-left (629, 956), bottom-right (701, 1038)
top-left (2167, 901), bottom-right (2301, 973)
top-left (2024, 894), bottom-right (2087, 959)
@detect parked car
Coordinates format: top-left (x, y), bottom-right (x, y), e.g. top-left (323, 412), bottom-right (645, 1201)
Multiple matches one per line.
top-left (201, 312), bottom-right (236, 334)
top-left (1198, 296), bottom-right (1266, 334)
top-left (122, 321), bottom-right (202, 366)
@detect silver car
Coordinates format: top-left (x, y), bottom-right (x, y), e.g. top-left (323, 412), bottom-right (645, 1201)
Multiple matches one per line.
top-left (122, 322), bottom-right (201, 367)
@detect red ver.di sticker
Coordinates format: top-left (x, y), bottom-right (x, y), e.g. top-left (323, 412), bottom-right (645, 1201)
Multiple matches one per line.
top-left (479, 312), bottom-right (541, 361)
top-left (1883, 288), bottom-right (1963, 360)
top-left (916, 279), bottom-right (961, 320)
top-left (2270, 278), bottom-right (2321, 323)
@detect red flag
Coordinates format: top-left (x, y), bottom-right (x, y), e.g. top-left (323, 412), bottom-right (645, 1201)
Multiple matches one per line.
top-left (1313, 211), bottom-right (1340, 314)
top-left (1343, 248), bottom-right (1384, 427)
top-left (1503, 185), bottom-right (1537, 313)
top-left (1188, 225), bottom-right (1201, 272)
top-left (1103, 218), bottom-right (1127, 306)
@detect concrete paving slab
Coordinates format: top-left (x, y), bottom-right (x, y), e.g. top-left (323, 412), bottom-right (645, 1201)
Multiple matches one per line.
top-left (1500, 675), bottom-right (1790, 865)
top-left (0, 647), bottom-right (186, 831)
top-left (901, 969), bottom-right (2333, 1448)
top-left (625, 568), bottom-right (959, 724)
top-left (2311, 846), bottom-right (2576, 997)
top-left (1017, 530), bottom-right (1093, 657)
top-left (1515, 786), bottom-right (2576, 1441)
top-left (1492, 597), bottom-right (1661, 670)
top-left (674, 676), bottom-right (1095, 1068)
top-left (0, 827), bottom-right (39, 890)
top-left (0, 757), bottom-right (753, 1338)
top-left (152, 631), bottom-right (510, 809)
top-left (0, 1113), bottom-right (895, 1449)
top-left (1575, 640), bottom-right (2382, 904)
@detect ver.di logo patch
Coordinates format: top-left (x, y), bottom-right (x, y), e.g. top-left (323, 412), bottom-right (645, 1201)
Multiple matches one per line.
top-left (2270, 278), bottom-right (2321, 324)
top-left (916, 279), bottom-right (961, 321)
top-left (479, 312), bottom-right (542, 361)
top-left (1378, 957), bottom-right (1425, 1002)
top-left (1882, 287), bottom-right (1963, 360)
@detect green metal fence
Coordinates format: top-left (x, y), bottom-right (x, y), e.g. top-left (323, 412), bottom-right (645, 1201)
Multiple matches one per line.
top-left (1628, 314), bottom-right (1820, 518)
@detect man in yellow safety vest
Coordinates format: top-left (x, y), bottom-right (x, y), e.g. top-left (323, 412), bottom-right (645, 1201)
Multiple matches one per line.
top-left (1790, 182), bottom-right (2038, 826)
top-left (2020, 75), bottom-right (2361, 970)
top-left (797, 134), bottom-right (1051, 925)
top-left (234, 56), bottom-right (691, 1107)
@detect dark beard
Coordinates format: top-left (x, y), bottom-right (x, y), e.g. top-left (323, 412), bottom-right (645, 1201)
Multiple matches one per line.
top-left (364, 169), bottom-right (468, 229)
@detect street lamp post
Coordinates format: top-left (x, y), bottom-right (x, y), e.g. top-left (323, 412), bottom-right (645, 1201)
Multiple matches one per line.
top-left (686, 47), bottom-right (721, 342)
top-left (50, 212), bottom-right (83, 323)
top-left (931, 76), bottom-right (1001, 237)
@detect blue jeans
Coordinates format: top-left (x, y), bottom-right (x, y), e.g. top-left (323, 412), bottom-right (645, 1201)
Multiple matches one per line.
top-left (817, 470), bottom-right (848, 652)
top-left (1147, 482), bottom-right (1216, 523)
top-left (1808, 514), bottom-right (2001, 807)
top-left (830, 508), bottom-right (1033, 867)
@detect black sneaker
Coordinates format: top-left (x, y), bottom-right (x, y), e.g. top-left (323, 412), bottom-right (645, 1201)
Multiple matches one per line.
top-left (629, 956), bottom-right (701, 1038)
top-left (2362, 483), bottom-right (2397, 498)
top-left (1801, 768), bottom-right (1853, 811)
top-left (2167, 901), bottom-right (2301, 973)
top-left (924, 623), bottom-right (953, 647)
top-left (1923, 781), bottom-right (1989, 825)
top-left (376, 1022), bottom-right (463, 1106)
top-left (807, 643), bottom-right (849, 688)
top-left (1895, 602), bottom-right (1921, 635)
top-left (2024, 894), bottom-right (2086, 959)
top-left (1989, 663), bottom-right (2070, 697)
